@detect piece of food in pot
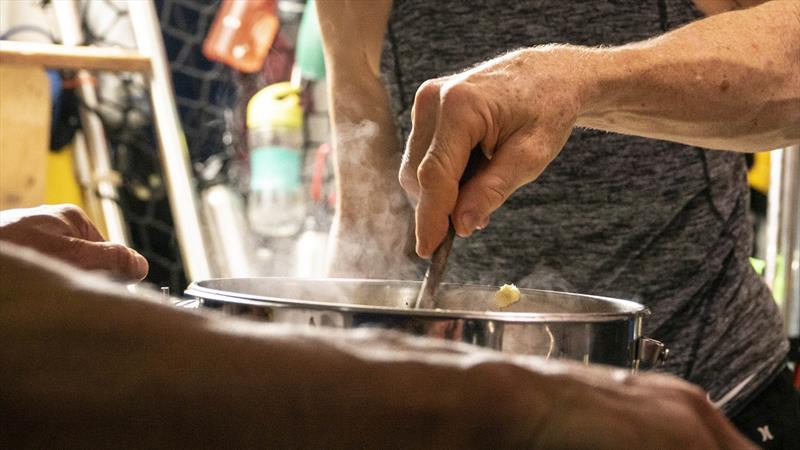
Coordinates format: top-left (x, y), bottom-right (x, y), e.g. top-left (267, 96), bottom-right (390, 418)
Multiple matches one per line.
top-left (493, 283), bottom-right (521, 309)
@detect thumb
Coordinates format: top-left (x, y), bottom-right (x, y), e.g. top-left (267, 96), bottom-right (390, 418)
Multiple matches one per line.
top-left (67, 238), bottom-right (149, 281)
top-left (452, 132), bottom-right (555, 237)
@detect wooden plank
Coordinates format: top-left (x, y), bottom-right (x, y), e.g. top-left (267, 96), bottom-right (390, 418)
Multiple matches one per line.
top-left (0, 64), bottom-right (50, 209)
top-left (0, 40), bottom-right (151, 73)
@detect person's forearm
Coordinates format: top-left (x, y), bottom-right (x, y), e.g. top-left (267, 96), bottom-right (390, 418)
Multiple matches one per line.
top-left (0, 246), bottom-right (541, 448)
top-left (574, 0), bottom-right (799, 151)
top-left (323, 72), bottom-right (417, 274)
top-left (0, 246), bottom-right (755, 449)
top-left (317, 0), bottom-right (405, 220)
top-left (327, 75), bottom-right (407, 219)
top-left (317, 0), bottom-right (418, 277)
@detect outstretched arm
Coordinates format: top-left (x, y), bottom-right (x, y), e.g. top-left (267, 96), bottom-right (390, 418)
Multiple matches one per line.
top-left (578, 0), bottom-right (800, 150)
top-left (0, 245), bottom-right (754, 449)
top-left (398, 0), bottom-right (800, 257)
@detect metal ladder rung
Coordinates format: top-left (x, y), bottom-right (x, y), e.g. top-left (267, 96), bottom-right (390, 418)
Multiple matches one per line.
top-left (30, 0), bottom-right (215, 283)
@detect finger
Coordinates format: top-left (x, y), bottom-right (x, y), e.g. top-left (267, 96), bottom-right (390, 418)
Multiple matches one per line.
top-left (415, 86), bottom-right (484, 257)
top-left (57, 204), bottom-right (106, 242)
top-left (399, 80), bottom-right (441, 199)
top-left (415, 149), bottom-right (455, 258)
top-left (452, 131), bottom-right (554, 237)
top-left (68, 239), bottom-right (149, 281)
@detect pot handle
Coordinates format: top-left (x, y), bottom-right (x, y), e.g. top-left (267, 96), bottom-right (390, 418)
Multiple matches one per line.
top-left (635, 337), bottom-right (669, 370)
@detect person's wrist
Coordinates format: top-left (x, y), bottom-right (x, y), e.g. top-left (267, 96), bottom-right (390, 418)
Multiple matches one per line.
top-left (546, 45), bottom-right (614, 124)
top-left (572, 46), bottom-right (635, 127)
top-left (512, 45), bottom-right (609, 126)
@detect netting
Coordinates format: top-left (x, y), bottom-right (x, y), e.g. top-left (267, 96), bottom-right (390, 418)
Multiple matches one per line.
top-left (72, 0), bottom-right (244, 291)
top-left (158, 0), bottom-right (238, 164)
top-left (39, 0), bottom-right (327, 289)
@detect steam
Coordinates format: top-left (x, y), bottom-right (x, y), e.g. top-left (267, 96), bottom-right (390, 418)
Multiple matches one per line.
top-left (517, 267), bottom-right (575, 292)
top-left (335, 119), bottom-right (381, 148)
top-left (324, 119), bottom-right (419, 281)
top-left (323, 119), bottom-right (582, 295)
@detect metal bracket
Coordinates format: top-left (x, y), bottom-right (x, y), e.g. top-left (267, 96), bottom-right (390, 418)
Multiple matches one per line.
top-left (635, 337), bottom-right (669, 371)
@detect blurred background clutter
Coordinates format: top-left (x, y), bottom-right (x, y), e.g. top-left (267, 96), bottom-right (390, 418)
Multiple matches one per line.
top-left (1, 0), bottom-right (334, 292)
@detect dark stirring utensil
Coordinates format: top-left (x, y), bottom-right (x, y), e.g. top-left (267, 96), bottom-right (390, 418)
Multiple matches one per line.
top-left (414, 148), bottom-right (484, 309)
top-left (414, 225), bottom-right (456, 309)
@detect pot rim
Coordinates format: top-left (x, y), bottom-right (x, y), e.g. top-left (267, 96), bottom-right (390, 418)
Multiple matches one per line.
top-left (186, 277), bottom-right (650, 323)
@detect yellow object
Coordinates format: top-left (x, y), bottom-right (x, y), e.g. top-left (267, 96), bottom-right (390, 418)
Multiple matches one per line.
top-left (246, 82), bottom-right (303, 130)
top-left (494, 283), bottom-right (521, 309)
top-left (748, 152), bottom-right (770, 195)
top-left (45, 145), bottom-right (84, 209)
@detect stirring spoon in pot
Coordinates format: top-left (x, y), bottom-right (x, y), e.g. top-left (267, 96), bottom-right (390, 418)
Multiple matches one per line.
top-left (414, 224), bottom-right (455, 309)
top-left (414, 148), bottom-right (484, 309)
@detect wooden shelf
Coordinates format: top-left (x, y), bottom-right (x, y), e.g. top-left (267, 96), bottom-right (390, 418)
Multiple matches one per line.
top-left (0, 40), bottom-right (150, 73)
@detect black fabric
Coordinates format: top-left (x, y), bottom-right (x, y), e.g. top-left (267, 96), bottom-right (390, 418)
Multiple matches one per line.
top-left (731, 367), bottom-right (800, 450)
top-left (380, 0), bottom-right (789, 415)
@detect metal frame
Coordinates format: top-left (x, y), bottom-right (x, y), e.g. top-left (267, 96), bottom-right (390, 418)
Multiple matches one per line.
top-left (52, 0), bottom-right (131, 248)
top-left (49, 0), bottom-right (213, 282)
top-left (765, 145), bottom-right (800, 337)
top-left (128, 0), bottom-right (212, 281)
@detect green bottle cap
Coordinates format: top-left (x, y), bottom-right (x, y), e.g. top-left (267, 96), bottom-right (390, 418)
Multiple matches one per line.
top-left (295, 0), bottom-right (326, 81)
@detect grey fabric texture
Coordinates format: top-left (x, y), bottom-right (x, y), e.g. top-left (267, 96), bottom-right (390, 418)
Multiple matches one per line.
top-left (379, 0), bottom-right (788, 415)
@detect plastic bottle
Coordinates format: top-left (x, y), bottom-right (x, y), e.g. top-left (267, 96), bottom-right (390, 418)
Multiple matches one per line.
top-left (202, 0), bottom-right (279, 73)
top-left (246, 82), bottom-right (305, 237)
top-left (294, 0), bottom-right (326, 81)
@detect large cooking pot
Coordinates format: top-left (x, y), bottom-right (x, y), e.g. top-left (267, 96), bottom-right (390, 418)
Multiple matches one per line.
top-left (186, 277), bottom-right (668, 371)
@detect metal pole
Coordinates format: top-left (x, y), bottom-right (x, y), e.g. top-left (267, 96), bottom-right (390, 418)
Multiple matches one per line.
top-left (72, 131), bottom-right (104, 229)
top-left (127, 0), bottom-right (212, 281)
top-left (52, 0), bottom-right (130, 247)
top-left (201, 184), bottom-right (254, 278)
top-left (765, 145), bottom-right (800, 337)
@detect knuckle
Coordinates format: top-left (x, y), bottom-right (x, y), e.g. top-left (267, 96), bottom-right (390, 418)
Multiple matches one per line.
top-left (417, 151), bottom-right (451, 188)
top-left (111, 246), bottom-right (132, 275)
top-left (59, 204), bottom-right (88, 226)
top-left (59, 204), bottom-right (83, 219)
top-left (485, 184), bottom-right (508, 207)
top-left (405, 131), bottom-right (427, 165)
top-left (64, 236), bottom-right (83, 253)
top-left (516, 150), bottom-right (549, 183)
top-left (439, 81), bottom-right (471, 111)
top-left (398, 166), bottom-right (417, 193)
top-left (517, 146), bottom-right (542, 168)
top-left (482, 174), bottom-right (511, 206)
top-left (415, 79), bottom-right (441, 106)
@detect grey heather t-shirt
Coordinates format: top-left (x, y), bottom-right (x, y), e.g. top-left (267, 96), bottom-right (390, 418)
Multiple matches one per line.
top-left (380, 0), bottom-right (788, 415)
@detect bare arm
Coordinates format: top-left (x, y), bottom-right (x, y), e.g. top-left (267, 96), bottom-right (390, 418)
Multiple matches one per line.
top-left (0, 244), bottom-right (538, 448)
top-left (0, 244), bottom-right (753, 449)
top-left (693, 0), bottom-right (774, 16)
top-left (316, 0), bottom-right (417, 278)
top-left (399, 0), bottom-right (800, 257)
top-left (579, 0), bottom-right (800, 150)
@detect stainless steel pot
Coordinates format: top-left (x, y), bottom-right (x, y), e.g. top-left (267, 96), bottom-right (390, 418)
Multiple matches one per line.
top-left (186, 278), bottom-right (668, 371)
